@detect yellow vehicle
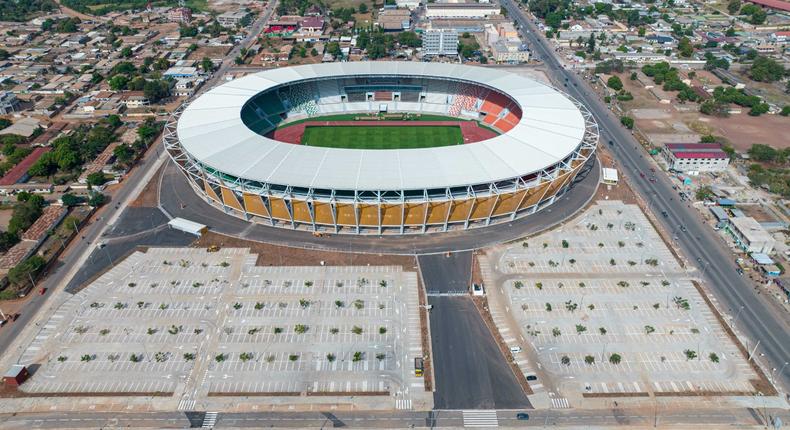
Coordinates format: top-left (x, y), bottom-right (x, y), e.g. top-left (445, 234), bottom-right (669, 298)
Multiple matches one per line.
top-left (207, 245), bottom-right (220, 252)
top-left (414, 358), bottom-right (424, 377)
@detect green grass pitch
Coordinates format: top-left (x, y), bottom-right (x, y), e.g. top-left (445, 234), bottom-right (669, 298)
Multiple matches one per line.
top-left (301, 126), bottom-right (464, 149)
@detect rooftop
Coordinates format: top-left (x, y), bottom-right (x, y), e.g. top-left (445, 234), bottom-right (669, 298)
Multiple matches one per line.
top-left (175, 62), bottom-right (590, 191)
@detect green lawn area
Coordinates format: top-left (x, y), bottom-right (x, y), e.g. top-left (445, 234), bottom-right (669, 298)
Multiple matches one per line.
top-left (301, 126), bottom-right (464, 149)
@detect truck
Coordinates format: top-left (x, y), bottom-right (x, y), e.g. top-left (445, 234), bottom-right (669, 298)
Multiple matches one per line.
top-left (414, 358), bottom-right (424, 377)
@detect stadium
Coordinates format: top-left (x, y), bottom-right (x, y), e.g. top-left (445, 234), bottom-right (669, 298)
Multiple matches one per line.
top-left (164, 62), bottom-right (598, 234)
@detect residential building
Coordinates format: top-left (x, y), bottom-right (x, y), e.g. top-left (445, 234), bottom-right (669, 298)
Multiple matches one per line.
top-left (168, 7), bottom-right (192, 23)
top-left (662, 143), bottom-right (730, 172)
top-left (0, 147), bottom-right (51, 187)
top-left (727, 216), bottom-right (776, 254)
top-left (217, 10), bottom-right (251, 27)
top-left (422, 29), bottom-right (458, 57)
top-left (300, 16), bottom-right (324, 34)
top-left (163, 66), bottom-right (198, 78)
top-left (120, 91), bottom-right (150, 108)
top-left (0, 91), bottom-right (20, 114)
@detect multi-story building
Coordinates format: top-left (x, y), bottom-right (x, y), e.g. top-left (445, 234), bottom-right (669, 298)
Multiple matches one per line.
top-left (421, 29), bottom-right (458, 57)
top-left (167, 7), bottom-right (192, 23)
top-left (662, 143), bottom-right (730, 173)
top-left (425, 3), bottom-right (500, 19)
top-left (727, 216), bottom-right (775, 254)
top-left (217, 10), bottom-right (251, 27)
top-left (0, 91), bottom-right (20, 114)
top-left (491, 39), bottom-right (529, 63)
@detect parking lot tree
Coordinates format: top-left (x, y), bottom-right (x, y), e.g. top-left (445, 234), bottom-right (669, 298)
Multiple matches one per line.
top-left (599, 327), bottom-right (607, 335)
top-left (609, 353), bottom-right (622, 364)
top-left (352, 351), bottom-right (364, 362)
top-left (644, 325), bottom-right (655, 335)
top-left (351, 325), bottom-right (363, 335)
top-left (561, 355), bottom-right (571, 365)
top-left (294, 324), bottom-right (308, 334)
top-left (709, 352), bottom-right (719, 363)
top-left (183, 353), bottom-right (195, 361)
top-left (289, 354), bottom-right (299, 361)
top-left (584, 355), bottom-right (595, 365)
top-left (326, 353), bottom-right (336, 362)
top-left (684, 349), bottom-right (697, 360)
top-left (239, 352), bottom-right (254, 362)
top-left (215, 353), bottom-right (227, 362)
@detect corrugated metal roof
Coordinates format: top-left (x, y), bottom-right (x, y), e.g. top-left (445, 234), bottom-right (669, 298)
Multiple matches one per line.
top-left (176, 62), bottom-right (587, 191)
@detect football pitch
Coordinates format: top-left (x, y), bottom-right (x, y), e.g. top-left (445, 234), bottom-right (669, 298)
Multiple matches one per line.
top-left (301, 125), bottom-right (464, 149)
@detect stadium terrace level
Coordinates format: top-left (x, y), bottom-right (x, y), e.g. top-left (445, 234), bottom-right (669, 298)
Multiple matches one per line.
top-left (165, 62), bottom-right (598, 234)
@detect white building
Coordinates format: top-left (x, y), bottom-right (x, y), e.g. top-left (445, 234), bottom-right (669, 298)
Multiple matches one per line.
top-left (422, 29), bottom-right (458, 57)
top-left (662, 143), bottom-right (730, 173)
top-left (217, 10), bottom-right (251, 27)
top-left (396, 0), bottom-right (421, 10)
top-left (425, 3), bottom-right (500, 19)
top-left (727, 216), bottom-right (775, 254)
top-left (491, 39), bottom-right (529, 63)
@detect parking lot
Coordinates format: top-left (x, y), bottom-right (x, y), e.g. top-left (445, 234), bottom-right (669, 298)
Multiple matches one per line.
top-left (17, 248), bottom-right (426, 410)
top-left (485, 202), bottom-right (757, 400)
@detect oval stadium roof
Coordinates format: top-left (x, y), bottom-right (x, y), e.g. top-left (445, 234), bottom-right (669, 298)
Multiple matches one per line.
top-left (176, 62), bottom-right (587, 191)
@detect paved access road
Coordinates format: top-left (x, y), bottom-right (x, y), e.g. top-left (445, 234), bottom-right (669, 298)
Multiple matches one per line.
top-left (159, 158), bottom-right (600, 255)
top-left (0, 407), bottom-right (786, 428)
top-left (500, 0), bottom-right (790, 393)
top-left (419, 252), bottom-right (531, 410)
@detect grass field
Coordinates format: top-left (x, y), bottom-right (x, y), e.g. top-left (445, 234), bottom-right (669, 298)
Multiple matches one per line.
top-left (301, 125), bottom-right (464, 149)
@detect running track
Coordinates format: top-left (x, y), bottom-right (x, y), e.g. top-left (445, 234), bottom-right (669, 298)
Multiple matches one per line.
top-left (268, 120), bottom-right (498, 145)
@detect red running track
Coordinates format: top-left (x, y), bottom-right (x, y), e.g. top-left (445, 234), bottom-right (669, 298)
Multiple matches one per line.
top-left (267, 120), bottom-right (499, 145)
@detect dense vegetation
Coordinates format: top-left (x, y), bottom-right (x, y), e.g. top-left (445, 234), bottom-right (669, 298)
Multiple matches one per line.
top-left (0, 0), bottom-right (57, 22)
top-left (528, 0), bottom-right (654, 29)
top-left (641, 62), bottom-right (699, 102)
top-left (28, 116), bottom-right (121, 179)
top-left (61, 0), bottom-right (207, 15)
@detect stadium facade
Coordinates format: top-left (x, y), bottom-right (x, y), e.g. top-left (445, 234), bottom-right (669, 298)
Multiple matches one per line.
top-left (164, 62), bottom-right (598, 234)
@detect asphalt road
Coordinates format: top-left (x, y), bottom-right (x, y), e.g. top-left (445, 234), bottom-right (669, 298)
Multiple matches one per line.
top-left (418, 252), bottom-right (473, 294)
top-left (159, 157), bottom-right (600, 255)
top-left (500, 0), bottom-right (790, 393)
top-left (0, 407), bottom-right (786, 428)
top-left (418, 251), bottom-right (530, 410)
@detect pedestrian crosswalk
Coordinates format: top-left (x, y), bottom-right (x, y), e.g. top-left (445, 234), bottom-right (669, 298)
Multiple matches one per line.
top-left (551, 397), bottom-right (571, 409)
top-left (395, 398), bottom-right (412, 410)
top-left (202, 412), bottom-right (218, 428)
top-left (177, 398), bottom-right (195, 411)
top-left (462, 410), bottom-right (498, 428)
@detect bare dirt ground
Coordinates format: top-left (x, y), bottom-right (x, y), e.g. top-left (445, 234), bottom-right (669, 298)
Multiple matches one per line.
top-left (128, 164), bottom-right (163, 208)
top-left (737, 204), bottom-right (779, 223)
top-left (698, 114), bottom-right (790, 151)
top-left (188, 45), bottom-right (232, 61)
